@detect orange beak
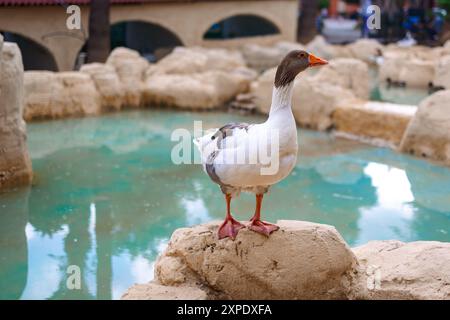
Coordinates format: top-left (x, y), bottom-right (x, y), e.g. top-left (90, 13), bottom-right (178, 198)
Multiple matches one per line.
top-left (308, 54), bottom-right (328, 67)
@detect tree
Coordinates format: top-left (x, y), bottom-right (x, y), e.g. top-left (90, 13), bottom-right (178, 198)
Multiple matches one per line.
top-left (87, 0), bottom-right (110, 63)
top-left (298, 0), bottom-right (320, 43)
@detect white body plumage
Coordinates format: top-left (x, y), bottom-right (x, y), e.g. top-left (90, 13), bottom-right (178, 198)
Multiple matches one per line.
top-left (194, 82), bottom-right (298, 197)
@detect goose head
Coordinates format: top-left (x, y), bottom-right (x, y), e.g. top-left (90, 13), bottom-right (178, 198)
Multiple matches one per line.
top-left (274, 50), bottom-right (328, 88)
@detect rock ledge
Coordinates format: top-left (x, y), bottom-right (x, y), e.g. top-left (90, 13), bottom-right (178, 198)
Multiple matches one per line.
top-left (122, 220), bottom-right (450, 300)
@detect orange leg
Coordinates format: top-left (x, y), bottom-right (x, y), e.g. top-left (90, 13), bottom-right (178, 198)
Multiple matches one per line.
top-left (217, 194), bottom-right (245, 240)
top-left (248, 194), bottom-right (279, 236)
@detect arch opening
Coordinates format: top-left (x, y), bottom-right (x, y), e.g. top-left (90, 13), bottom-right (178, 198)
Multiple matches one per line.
top-left (0, 31), bottom-right (58, 71)
top-left (110, 21), bottom-right (183, 62)
top-left (203, 14), bottom-right (280, 40)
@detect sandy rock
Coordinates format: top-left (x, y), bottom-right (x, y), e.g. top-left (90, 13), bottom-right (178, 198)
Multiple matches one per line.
top-left (411, 46), bottom-right (441, 61)
top-left (122, 283), bottom-right (208, 300)
top-left (378, 56), bottom-right (405, 83)
top-left (333, 101), bottom-right (416, 146)
top-left (148, 220), bottom-right (357, 300)
top-left (305, 35), bottom-right (335, 60)
top-left (241, 42), bottom-right (306, 72)
top-left (400, 90), bottom-right (450, 164)
top-left (121, 220), bottom-right (450, 300)
top-left (445, 39), bottom-right (450, 50)
top-left (331, 44), bottom-right (354, 59)
top-left (250, 67), bottom-right (356, 130)
top-left (143, 46), bottom-right (255, 109)
top-left (275, 41), bottom-right (306, 56)
top-left (383, 46), bottom-right (411, 60)
top-left (430, 46), bottom-right (450, 59)
top-left (433, 55), bottom-right (450, 89)
top-left (148, 46), bottom-right (246, 76)
top-left (347, 39), bottom-right (383, 64)
top-left (399, 59), bottom-right (435, 88)
top-left (143, 70), bottom-right (253, 109)
top-left (80, 63), bottom-right (124, 111)
top-left (0, 41), bottom-right (32, 189)
top-left (24, 71), bottom-right (101, 120)
top-left (241, 43), bottom-right (285, 72)
top-left (249, 67), bottom-right (277, 114)
top-left (379, 56), bottom-right (435, 88)
top-left (351, 240), bottom-right (450, 300)
top-left (292, 78), bottom-right (356, 130)
top-left (313, 58), bottom-right (370, 99)
top-left (55, 72), bottom-right (102, 117)
top-left (23, 71), bottom-right (56, 120)
top-left (106, 47), bottom-right (149, 108)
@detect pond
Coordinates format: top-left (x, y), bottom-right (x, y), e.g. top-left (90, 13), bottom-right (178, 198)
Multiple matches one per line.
top-left (0, 109), bottom-right (449, 300)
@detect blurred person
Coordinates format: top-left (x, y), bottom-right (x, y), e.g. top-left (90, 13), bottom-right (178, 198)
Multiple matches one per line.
top-left (361, 0), bottom-right (373, 37)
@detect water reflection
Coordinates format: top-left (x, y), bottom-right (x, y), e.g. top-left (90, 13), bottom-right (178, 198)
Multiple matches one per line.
top-left (355, 163), bottom-right (416, 245)
top-left (0, 188), bottom-right (29, 300)
top-left (0, 110), bottom-right (449, 300)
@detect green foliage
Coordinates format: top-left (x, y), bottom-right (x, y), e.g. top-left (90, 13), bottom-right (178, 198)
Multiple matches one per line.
top-left (438, 0), bottom-right (450, 11)
top-left (438, 0), bottom-right (450, 20)
top-left (319, 0), bottom-right (329, 10)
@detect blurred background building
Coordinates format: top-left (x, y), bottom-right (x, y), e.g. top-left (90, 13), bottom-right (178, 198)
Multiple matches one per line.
top-left (1, 0), bottom-right (449, 71)
top-left (0, 0), bottom-right (298, 71)
top-left (304, 0), bottom-right (449, 45)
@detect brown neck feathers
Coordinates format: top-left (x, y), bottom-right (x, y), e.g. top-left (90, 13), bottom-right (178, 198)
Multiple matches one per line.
top-left (274, 62), bottom-right (297, 88)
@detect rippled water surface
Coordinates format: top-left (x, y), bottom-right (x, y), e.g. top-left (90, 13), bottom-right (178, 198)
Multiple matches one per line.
top-left (1, 110), bottom-right (449, 300)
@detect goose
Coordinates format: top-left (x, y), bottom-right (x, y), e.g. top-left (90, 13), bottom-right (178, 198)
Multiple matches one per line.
top-left (194, 50), bottom-right (328, 240)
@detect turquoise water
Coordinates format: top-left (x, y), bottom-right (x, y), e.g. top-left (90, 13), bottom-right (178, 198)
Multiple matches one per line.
top-left (0, 109), bottom-right (449, 300)
top-left (371, 83), bottom-right (430, 106)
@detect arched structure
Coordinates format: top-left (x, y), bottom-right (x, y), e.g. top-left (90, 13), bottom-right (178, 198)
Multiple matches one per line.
top-left (203, 14), bottom-right (280, 40)
top-left (110, 21), bottom-right (183, 62)
top-left (1, 31), bottom-right (58, 71)
top-left (0, 0), bottom-right (298, 71)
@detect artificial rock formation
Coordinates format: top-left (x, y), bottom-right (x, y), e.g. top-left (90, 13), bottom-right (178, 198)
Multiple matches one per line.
top-left (399, 59), bottom-right (435, 88)
top-left (379, 56), bottom-right (435, 88)
top-left (305, 37), bottom-right (383, 65)
top-left (378, 56), bottom-right (405, 83)
top-left (313, 58), bottom-right (370, 100)
top-left (292, 78), bottom-right (355, 131)
top-left (122, 221), bottom-right (450, 300)
top-left (351, 240), bottom-right (450, 300)
top-left (240, 41), bottom-right (306, 72)
top-left (0, 38), bottom-right (32, 189)
top-left (123, 220), bottom-right (358, 300)
top-left (24, 71), bottom-right (102, 120)
top-left (143, 47), bottom-right (256, 109)
top-left (305, 35), bottom-right (336, 60)
top-left (433, 55), bottom-right (450, 89)
top-left (345, 38), bottom-right (383, 65)
top-left (241, 43), bottom-right (286, 72)
top-left (143, 70), bottom-right (254, 110)
top-left (400, 90), bottom-right (450, 165)
top-left (106, 47), bottom-right (149, 108)
top-left (250, 64), bottom-right (357, 130)
top-left (148, 46), bottom-right (246, 75)
top-left (249, 67), bottom-right (277, 114)
top-left (333, 101), bottom-right (416, 146)
top-left (79, 63), bottom-right (124, 111)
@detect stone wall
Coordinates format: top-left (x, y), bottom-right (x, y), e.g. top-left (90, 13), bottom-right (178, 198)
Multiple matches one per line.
top-left (0, 35), bottom-right (32, 189)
